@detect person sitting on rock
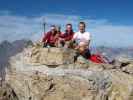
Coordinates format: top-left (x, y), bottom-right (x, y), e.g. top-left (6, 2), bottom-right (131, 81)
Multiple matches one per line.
top-left (42, 25), bottom-right (60, 47)
top-left (59, 24), bottom-right (74, 48)
top-left (73, 22), bottom-right (91, 59)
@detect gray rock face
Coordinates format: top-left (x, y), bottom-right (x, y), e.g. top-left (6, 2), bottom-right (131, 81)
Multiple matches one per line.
top-left (28, 47), bottom-right (76, 66)
top-left (0, 40), bottom-right (33, 81)
top-left (4, 46), bottom-right (133, 100)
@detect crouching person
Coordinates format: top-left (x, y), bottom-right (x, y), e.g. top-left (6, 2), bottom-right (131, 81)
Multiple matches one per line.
top-left (73, 22), bottom-right (91, 60)
top-left (42, 25), bottom-right (59, 47)
top-left (59, 24), bottom-right (74, 48)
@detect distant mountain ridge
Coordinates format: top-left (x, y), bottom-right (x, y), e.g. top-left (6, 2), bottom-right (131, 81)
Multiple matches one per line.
top-left (0, 39), bottom-right (33, 79)
top-left (91, 46), bottom-right (133, 59)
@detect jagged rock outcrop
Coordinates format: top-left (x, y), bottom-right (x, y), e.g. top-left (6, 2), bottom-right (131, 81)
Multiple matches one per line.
top-left (0, 83), bottom-right (18, 100)
top-left (5, 45), bottom-right (133, 100)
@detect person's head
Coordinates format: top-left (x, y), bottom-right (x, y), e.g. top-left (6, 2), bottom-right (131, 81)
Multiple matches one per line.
top-left (66, 23), bottom-right (73, 33)
top-left (50, 25), bottom-right (56, 34)
top-left (79, 22), bottom-right (86, 33)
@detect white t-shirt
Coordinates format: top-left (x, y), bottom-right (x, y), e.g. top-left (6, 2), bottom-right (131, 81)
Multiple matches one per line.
top-left (73, 31), bottom-right (91, 44)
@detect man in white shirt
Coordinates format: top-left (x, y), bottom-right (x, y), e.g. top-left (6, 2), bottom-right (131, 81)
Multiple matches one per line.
top-left (73, 22), bottom-right (91, 59)
top-left (73, 22), bottom-right (91, 46)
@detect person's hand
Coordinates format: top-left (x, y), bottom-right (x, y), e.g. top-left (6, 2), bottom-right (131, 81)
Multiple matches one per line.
top-left (78, 46), bottom-right (85, 54)
top-left (59, 38), bottom-right (65, 41)
top-left (74, 45), bottom-right (79, 50)
top-left (54, 34), bottom-right (59, 39)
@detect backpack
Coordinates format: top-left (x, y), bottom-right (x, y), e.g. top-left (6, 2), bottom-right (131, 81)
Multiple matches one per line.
top-left (89, 54), bottom-right (109, 64)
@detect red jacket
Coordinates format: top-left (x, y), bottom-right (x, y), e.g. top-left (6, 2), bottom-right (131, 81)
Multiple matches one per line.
top-left (42, 31), bottom-right (59, 44)
top-left (60, 30), bottom-right (74, 41)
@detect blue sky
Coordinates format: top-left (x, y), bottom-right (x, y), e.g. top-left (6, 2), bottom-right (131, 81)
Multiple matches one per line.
top-left (0, 0), bottom-right (133, 47)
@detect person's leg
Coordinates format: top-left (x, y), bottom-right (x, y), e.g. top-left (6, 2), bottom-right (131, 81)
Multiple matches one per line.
top-left (68, 40), bottom-right (75, 48)
top-left (61, 41), bottom-right (65, 47)
top-left (64, 41), bottom-right (70, 48)
top-left (49, 43), bottom-right (56, 47)
top-left (82, 49), bottom-right (91, 59)
top-left (58, 40), bottom-right (65, 47)
top-left (74, 52), bottom-right (80, 62)
top-left (43, 43), bottom-right (48, 47)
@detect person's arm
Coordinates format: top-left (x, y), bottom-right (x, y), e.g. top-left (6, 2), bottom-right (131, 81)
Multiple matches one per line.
top-left (42, 32), bottom-right (49, 43)
top-left (58, 32), bottom-right (65, 41)
top-left (72, 32), bottom-right (78, 43)
top-left (72, 33), bottom-right (79, 49)
top-left (86, 32), bottom-right (91, 48)
top-left (59, 32), bottom-right (65, 38)
top-left (64, 34), bottom-right (73, 41)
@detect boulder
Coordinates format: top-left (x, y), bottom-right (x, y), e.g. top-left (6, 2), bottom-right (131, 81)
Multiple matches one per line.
top-left (4, 46), bottom-right (133, 100)
top-left (116, 56), bottom-right (133, 64)
top-left (26, 47), bottom-right (76, 66)
top-left (122, 64), bottom-right (133, 74)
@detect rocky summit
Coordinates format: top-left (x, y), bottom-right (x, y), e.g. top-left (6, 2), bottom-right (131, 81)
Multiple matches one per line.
top-left (1, 44), bottom-right (133, 100)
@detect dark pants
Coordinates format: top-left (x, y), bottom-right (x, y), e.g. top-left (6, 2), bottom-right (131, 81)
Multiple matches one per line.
top-left (74, 49), bottom-right (91, 62)
top-left (82, 49), bottom-right (91, 59)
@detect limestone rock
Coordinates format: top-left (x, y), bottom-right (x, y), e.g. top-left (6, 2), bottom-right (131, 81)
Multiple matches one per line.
top-left (0, 83), bottom-right (18, 100)
top-left (117, 56), bottom-right (133, 64)
top-left (122, 64), bottom-right (133, 74)
top-left (26, 46), bottom-right (76, 66)
top-left (4, 46), bottom-right (133, 100)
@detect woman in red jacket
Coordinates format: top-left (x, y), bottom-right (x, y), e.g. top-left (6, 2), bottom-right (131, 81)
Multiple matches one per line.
top-left (42, 25), bottom-right (59, 47)
top-left (59, 24), bottom-right (74, 48)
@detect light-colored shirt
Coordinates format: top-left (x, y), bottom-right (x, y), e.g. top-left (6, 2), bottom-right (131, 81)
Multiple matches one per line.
top-left (73, 31), bottom-right (91, 44)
